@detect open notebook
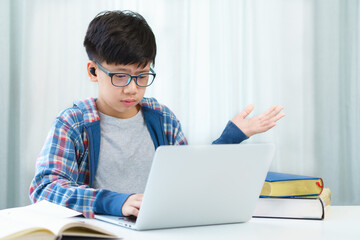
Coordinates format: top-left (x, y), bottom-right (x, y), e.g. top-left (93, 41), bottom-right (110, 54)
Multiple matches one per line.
top-left (0, 200), bottom-right (119, 240)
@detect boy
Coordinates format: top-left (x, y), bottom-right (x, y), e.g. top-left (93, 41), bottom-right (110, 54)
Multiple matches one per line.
top-left (29, 10), bottom-right (285, 218)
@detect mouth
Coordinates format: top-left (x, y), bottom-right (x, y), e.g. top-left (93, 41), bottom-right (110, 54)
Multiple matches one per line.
top-left (121, 99), bottom-right (137, 106)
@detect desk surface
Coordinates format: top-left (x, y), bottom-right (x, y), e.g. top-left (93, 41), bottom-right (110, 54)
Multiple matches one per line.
top-left (83, 206), bottom-right (360, 240)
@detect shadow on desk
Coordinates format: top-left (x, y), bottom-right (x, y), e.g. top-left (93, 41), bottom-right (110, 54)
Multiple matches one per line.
top-left (61, 237), bottom-right (121, 240)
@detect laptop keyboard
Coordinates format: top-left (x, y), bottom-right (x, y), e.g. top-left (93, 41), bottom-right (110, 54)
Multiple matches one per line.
top-left (119, 216), bottom-right (137, 223)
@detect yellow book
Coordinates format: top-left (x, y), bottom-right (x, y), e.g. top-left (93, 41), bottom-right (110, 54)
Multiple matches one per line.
top-left (260, 172), bottom-right (324, 197)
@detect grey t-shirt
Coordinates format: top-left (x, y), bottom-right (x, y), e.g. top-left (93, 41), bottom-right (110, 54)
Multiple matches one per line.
top-left (93, 109), bottom-right (156, 194)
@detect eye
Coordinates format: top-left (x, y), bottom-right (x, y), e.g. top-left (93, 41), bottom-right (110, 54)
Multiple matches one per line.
top-left (115, 74), bottom-right (128, 79)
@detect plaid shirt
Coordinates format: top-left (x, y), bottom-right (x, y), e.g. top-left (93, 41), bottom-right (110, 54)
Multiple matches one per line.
top-left (29, 97), bottom-right (188, 218)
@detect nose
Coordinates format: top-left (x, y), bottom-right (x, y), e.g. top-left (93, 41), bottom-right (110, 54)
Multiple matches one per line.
top-left (123, 77), bottom-right (138, 94)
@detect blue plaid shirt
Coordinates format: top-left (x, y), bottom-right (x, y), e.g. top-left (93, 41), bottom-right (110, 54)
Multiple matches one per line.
top-left (29, 97), bottom-right (247, 218)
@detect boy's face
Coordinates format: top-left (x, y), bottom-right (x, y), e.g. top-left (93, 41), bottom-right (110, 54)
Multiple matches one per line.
top-left (88, 61), bottom-right (151, 119)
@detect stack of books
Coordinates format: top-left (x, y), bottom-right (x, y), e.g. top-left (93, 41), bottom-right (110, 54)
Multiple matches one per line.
top-left (253, 172), bottom-right (331, 220)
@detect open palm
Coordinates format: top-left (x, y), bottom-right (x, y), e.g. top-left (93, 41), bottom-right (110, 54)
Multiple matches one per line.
top-left (232, 104), bottom-right (285, 137)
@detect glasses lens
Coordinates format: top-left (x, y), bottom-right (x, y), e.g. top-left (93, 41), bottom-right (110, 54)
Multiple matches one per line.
top-left (136, 74), bottom-right (155, 87)
top-left (112, 74), bottom-right (131, 87)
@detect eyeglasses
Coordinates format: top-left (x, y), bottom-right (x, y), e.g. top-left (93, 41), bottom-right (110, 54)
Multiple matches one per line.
top-left (93, 60), bottom-right (156, 87)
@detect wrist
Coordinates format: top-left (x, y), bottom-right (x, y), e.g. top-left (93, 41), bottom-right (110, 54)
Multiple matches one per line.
top-left (213, 121), bottom-right (249, 144)
top-left (242, 128), bottom-right (253, 137)
top-left (94, 189), bottom-right (133, 217)
top-left (231, 121), bottom-right (252, 137)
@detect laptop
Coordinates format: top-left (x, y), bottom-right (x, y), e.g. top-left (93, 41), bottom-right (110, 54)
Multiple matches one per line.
top-left (95, 143), bottom-right (275, 230)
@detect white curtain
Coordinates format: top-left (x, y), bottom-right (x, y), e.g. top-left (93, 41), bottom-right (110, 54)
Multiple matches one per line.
top-left (1, 0), bottom-right (359, 209)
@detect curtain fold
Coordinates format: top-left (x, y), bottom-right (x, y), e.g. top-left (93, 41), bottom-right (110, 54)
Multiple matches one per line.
top-left (313, 0), bottom-right (360, 205)
top-left (0, 0), bottom-right (358, 209)
top-left (0, 0), bottom-right (11, 209)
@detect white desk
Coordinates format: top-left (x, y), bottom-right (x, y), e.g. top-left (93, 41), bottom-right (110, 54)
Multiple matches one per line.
top-left (84, 206), bottom-right (360, 240)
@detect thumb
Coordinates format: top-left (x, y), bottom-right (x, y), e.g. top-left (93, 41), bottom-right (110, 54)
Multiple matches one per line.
top-left (238, 104), bottom-right (254, 119)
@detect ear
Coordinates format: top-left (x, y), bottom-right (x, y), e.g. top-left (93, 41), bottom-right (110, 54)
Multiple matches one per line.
top-left (87, 61), bottom-right (98, 82)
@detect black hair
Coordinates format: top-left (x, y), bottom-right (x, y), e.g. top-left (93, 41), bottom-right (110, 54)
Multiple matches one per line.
top-left (83, 10), bottom-right (156, 67)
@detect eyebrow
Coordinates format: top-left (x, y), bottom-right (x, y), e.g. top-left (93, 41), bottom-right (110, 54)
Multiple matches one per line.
top-left (113, 67), bottom-right (150, 74)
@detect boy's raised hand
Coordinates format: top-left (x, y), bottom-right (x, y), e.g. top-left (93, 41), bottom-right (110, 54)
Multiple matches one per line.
top-left (122, 193), bottom-right (143, 217)
top-left (232, 104), bottom-right (285, 137)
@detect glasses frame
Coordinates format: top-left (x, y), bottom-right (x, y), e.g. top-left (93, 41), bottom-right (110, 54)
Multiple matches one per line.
top-left (93, 60), bottom-right (156, 87)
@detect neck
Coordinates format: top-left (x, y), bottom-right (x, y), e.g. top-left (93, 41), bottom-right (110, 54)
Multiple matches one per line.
top-left (96, 99), bottom-right (141, 119)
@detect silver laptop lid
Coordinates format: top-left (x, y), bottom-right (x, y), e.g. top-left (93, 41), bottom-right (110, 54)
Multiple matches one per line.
top-left (135, 143), bottom-right (274, 230)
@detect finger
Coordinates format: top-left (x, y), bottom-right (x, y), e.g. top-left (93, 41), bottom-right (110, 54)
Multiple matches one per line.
top-left (272, 112), bottom-right (286, 122)
top-left (136, 194), bottom-right (144, 200)
top-left (130, 199), bottom-right (142, 209)
top-left (131, 208), bottom-right (140, 217)
top-left (262, 105), bottom-right (277, 117)
top-left (122, 205), bottom-right (136, 217)
top-left (274, 105), bottom-right (284, 115)
top-left (130, 194), bottom-right (144, 202)
top-left (126, 207), bottom-right (139, 217)
top-left (258, 105), bottom-right (276, 120)
top-left (262, 112), bottom-right (285, 132)
top-left (267, 105), bottom-right (284, 119)
top-left (238, 104), bottom-right (255, 119)
top-left (260, 121), bottom-right (277, 133)
top-left (130, 194), bottom-right (144, 201)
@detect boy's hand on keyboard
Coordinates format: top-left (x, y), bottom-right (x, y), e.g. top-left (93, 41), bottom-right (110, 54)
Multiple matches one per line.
top-left (122, 194), bottom-right (144, 217)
